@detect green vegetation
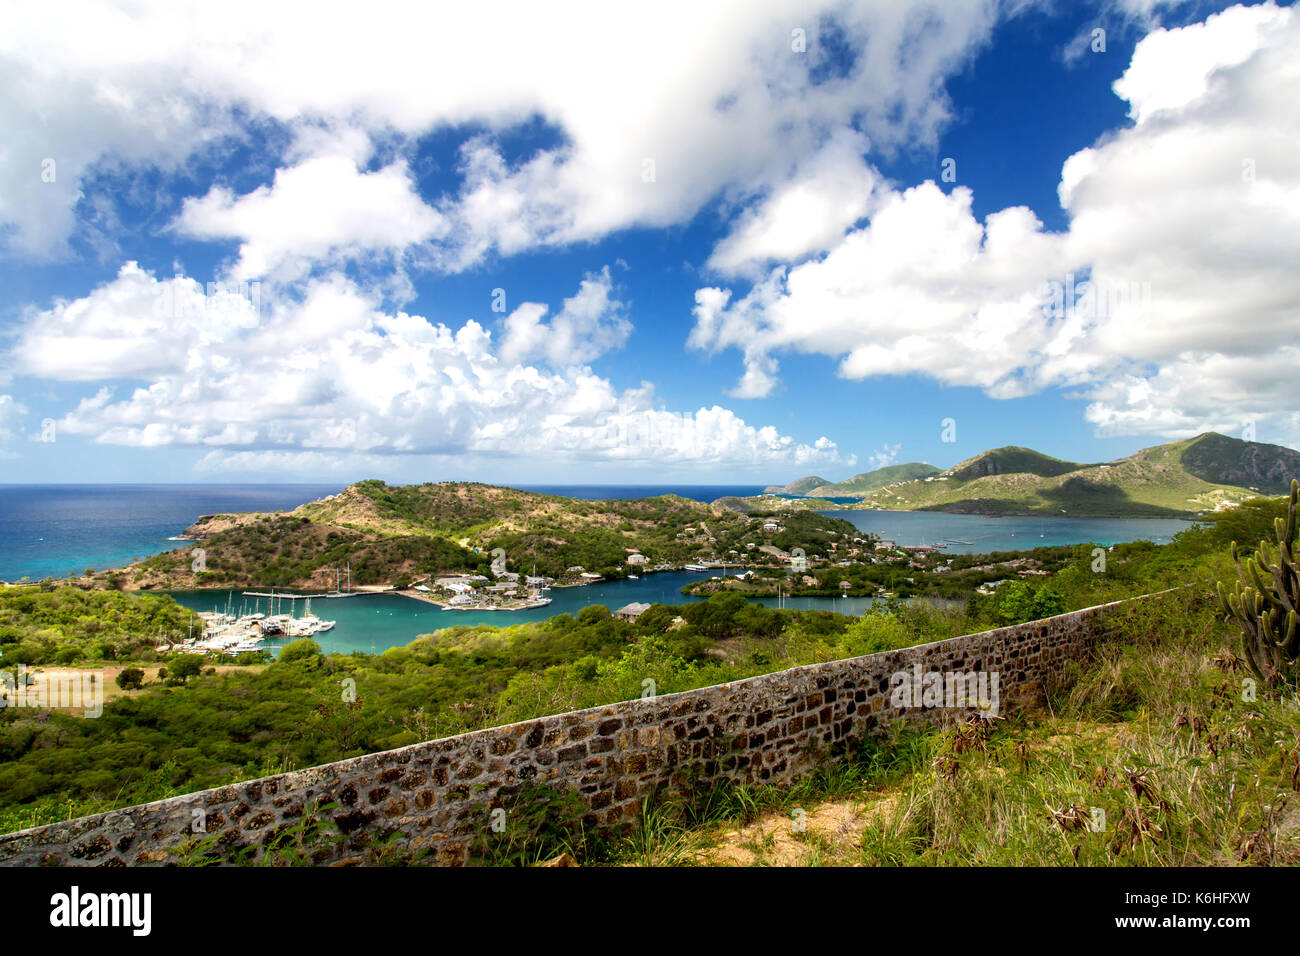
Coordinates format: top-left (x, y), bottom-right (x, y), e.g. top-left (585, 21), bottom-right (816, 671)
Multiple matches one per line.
top-left (0, 593), bottom-right (960, 832)
top-left (2, 486), bottom-right (1295, 867)
top-left (0, 585), bottom-right (196, 666)
top-left (137, 514), bottom-right (478, 588)
top-left (590, 585), bottom-right (1300, 867)
top-left (684, 540), bottom-right (1092, 602)
top-left (738, 431), bottom-right (1297, 518)
top-left (767, 463), bottom-right (941, 498)
top-left (1217, 478), bottom-right (1300, 688)
top-left (1181, 431), bottom-right (1300, 493)
top-left (945, 445), bottom-right (1085, 481)
top-left (763, 475), bottom-right (833, 495)
top-left (111, 482), bottom-right (865, 590)
top-left (458, 493), bottom-right (1300, 867)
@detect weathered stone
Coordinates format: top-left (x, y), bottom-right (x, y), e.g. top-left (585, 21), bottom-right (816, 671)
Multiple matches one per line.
top-left (0, 596), bottom-right (1147, 867)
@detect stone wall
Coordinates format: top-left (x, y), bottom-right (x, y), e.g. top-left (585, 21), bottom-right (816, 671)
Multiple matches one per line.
top-left (0, 594), bottom-right (1153, 866)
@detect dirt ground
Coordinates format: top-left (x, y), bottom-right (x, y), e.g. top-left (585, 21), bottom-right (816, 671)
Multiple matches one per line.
top-left (12, 663), bottom-right (265, 714)
top-left (695, 794), bottom-right (899, 866)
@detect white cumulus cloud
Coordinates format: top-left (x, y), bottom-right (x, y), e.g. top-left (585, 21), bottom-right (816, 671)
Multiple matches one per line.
top-left (7, 264), bottom-right (851, 471)
top-left (0, 0), bottom-right (1003, 269)
top-left (691, 2), bottom-right (1300, 448)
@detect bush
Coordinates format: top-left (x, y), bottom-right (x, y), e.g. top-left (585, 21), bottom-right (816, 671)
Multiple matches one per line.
top-left (53, 647), bottom-right (82, 665)
top-left (278, 639), bottom-right (322, 665)
top-left (167, 655), bottom-right (204, 685)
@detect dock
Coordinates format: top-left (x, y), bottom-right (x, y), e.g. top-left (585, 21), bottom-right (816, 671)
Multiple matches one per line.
top-left (241, 591), bottom-right (359, 600)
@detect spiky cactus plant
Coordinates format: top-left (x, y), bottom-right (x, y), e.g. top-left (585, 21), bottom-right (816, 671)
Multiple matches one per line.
top-left (1217, 479), bottom-right (1300, 689)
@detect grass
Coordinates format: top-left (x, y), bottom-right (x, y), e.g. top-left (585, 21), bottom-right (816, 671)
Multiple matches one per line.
top-left (549, 587), bottom-right (1300, 867)
top-left (150, 584), bottom-right (1300, 868)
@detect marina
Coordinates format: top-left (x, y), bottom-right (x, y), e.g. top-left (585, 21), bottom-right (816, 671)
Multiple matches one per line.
top-left (169, 592), bottom-right (337, 655)
top-left (151, 509), bottom-right (1202, 657)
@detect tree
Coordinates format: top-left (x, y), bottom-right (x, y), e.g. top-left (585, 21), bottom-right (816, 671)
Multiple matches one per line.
top-left (115, 667), bottom-right (145, 692)
top-left (167, 654), bottom-right (204, 685)
top-left (279, 638), bottom-right (322, 665)
top-left (993, 582), bottom-right (1064, 626)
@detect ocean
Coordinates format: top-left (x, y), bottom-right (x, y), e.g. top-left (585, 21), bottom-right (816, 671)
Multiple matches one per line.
top-left (0, 483), bottom-right (1197, 583)
top-left (0, 482), bottom-right (1201, 655)
top-left (0, 484), bottom-right (342, 583)
top-left (0, 483), bottom-right (764, 582)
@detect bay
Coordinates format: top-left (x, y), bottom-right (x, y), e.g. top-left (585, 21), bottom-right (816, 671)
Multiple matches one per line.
top-left (165, 569), bottom-right (764, 656)
top-left (823, 510), bottom-right (1195, 554)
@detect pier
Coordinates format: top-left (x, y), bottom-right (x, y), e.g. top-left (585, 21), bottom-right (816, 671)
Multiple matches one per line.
top-left (241, 590), bottom-right (361, 600)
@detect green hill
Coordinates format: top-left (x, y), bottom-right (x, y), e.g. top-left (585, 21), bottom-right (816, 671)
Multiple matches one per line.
top-left (808, 462), bottom-right (940, 496)
top-left (1177, 432), bottom-right (1300, 493)
top-left (763, 476), bottom-right (831, 495)
top-left (732, 432), bottom-right (1300, 518)
top-left (942, 446), bottom-right (1084, 482)
top-left (107, 481), bottom-right (861, 590)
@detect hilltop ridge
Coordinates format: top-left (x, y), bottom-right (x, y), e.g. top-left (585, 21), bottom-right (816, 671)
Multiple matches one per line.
top-left (738, 432), bottom-right (1300, 517)
top-left (116, 481), bottom-right (858, 590)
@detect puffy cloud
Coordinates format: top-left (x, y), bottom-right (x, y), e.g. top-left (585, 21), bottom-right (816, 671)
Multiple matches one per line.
top-left (0, 394), bottom-right (25, 443)
top-left (11, 262), bottom-right (261, 382)
top-left (1057, 1), bottom-right (1300, 443)
top-left (1111, 0), bottom-right (1291, 123)
top-left (692, 2), bottom-right (1300, 447)
top-left (867, 442), bottom-right (902, 471)
top-left (706, 128), bottom-right (881, 278)
top-left (498, 266), bottom-right (631, 367)
top-left (1081, 349), bottom-right (1300, 440)
top-left (0, 0), bottom-right (1003, 266)
top-left (7, 264), bottom-right (850, 470)
top-left (690, 182), bottom-right (1067, 398)
top-left (172, 149), bottom-right (447, 282)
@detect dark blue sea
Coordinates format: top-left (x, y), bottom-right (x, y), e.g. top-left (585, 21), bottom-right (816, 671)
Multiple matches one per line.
top-left (0, 483), bottom-right (764, 582)
top-left (0, 483), bottom-right (1194, 585)
top-left (519, 484), bottom-right (764, 501)
top-left (0, 484), bottom-right (343, 582)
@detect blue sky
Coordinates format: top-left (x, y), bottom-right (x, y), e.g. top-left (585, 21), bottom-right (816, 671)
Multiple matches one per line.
top-left (1, 0), bottom-right (1297, 485)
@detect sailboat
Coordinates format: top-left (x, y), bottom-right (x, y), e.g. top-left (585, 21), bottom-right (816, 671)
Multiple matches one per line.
top-left (525, 552), bottom-right (553, 606)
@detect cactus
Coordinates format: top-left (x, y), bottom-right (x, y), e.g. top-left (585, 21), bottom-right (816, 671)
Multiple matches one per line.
top-left (1217, 479), bottom-right (1300, 689)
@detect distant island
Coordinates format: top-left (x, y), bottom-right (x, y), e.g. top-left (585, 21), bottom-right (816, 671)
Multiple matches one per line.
top-left (88, 481), bottom-right (864, 593)
top-left (726, 432), bottom-right (1300, 518)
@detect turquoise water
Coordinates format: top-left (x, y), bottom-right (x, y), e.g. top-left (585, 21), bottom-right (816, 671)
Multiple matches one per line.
top-left (164, 571), bottom-right (930, 656)
top-left (165, 570), bottom-right (763, 655)
top-left (162, 509), bottom-right (1195, 655)
top-left (825, 510), bottom-right (1195, 553)
top-left (0, 484), bottom-right (342, 582)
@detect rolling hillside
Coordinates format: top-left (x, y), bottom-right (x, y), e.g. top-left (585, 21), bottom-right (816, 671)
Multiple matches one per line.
top-left (941, 446), bottom-right (1084, 482)
top-left (735, 433), bottom-right (1299, 517)
top-left (810, 462), bottom-right (941, 496)
top-left (762, 476), bottom-right (831, 495)
top-left (109, 481), bottom-right (859, 590)
top-left (764, 462), bottom-right (940, 498)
